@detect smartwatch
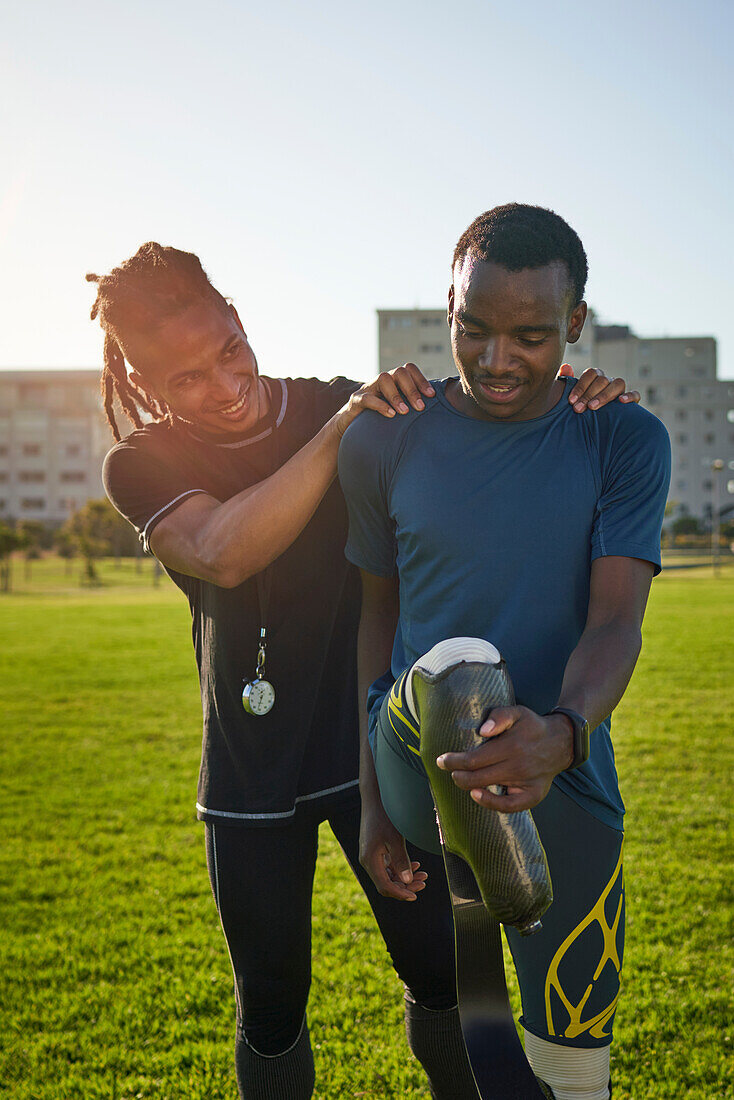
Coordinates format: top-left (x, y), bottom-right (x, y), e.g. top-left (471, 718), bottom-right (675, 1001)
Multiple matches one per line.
top-left (547, 706), bottom-right (590, 771)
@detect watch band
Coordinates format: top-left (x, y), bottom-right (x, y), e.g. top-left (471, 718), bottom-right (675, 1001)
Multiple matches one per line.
top-left (548, 706), bottom-right (590, 771)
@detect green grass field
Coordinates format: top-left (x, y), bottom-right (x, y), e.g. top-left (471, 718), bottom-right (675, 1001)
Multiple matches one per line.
top-left (0, 558), bottom-right (731, 1099)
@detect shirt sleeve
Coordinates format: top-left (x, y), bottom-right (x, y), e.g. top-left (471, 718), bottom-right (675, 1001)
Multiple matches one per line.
top-left (337, 413), bottom-right (398, 577)
top-left (103, 434), bottom-right (210, 553)
top-left (323, 375), bottom-right (363, 412)
top-left (591, 407), bottom-right (671, 575)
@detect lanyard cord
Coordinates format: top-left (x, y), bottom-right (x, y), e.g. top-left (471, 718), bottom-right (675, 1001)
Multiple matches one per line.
top-left (252, 385), bottom-right (279, 681)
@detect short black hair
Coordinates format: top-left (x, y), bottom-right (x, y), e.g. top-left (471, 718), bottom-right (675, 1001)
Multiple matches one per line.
top-left (453, 204), bottom-right (588, 305)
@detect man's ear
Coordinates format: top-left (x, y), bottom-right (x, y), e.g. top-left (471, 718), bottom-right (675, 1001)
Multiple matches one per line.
top-left (447, 285), bottom-right (455, 327)
top-left (230, 303), bottom-right (246, 336)
top-left (566, 301), bottom-right (588, 345)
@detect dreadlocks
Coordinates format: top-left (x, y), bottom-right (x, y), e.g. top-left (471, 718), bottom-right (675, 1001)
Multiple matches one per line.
top-left (87, 242), bottom-right (229, 440)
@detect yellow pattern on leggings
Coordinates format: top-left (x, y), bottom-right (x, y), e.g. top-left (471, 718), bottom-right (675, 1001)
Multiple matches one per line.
top-left (544, 846), bottom-right (624, 1040)
top-left (387, 673), bottom-right (421, 755)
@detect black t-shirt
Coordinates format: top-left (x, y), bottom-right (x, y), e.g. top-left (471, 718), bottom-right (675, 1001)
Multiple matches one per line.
top-left (103, 376), bottom-right (363, 825)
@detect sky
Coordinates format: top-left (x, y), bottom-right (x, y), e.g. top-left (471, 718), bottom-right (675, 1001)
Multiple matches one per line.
top-left (1, 0), bottom-right (732, 383)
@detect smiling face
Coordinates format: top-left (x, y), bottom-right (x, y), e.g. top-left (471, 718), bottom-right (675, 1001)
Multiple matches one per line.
top-left (125, 300), bottom-right (268, 436)
top-left (447, 256), bottom-right (587, 422)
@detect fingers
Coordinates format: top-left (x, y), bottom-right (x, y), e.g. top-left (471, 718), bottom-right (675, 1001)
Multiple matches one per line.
top-left (436, 706), bottom-right (522, 773)
top-left (619, 389), bottom-right (640, 404)
top-left (366, 364), bottom-right (436, 418)
top-left (558, 362), bottom-right (574, 378)
top-left (388, 836), bottom-right (422, 886)
top-left (568, 367), bottom-right (604, 409)
top-left (380, 364), bottom-right (431, 413)
top-left (365, 845), bottom-right (424, 901)
top-left (402, 362), bottom-right (437, 398)
top-left (468, 785), bottom-right (543, 813)
top-left (351, 390), bottom-right (399, 420)
top-left (477, 705), bottom-right (519, 738)
top-left (569, 369), bottom-right (635, 412)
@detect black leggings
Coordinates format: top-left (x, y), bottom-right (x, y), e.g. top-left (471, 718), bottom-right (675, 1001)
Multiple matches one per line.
top-left (204, 797), bottom-right (458, 1055)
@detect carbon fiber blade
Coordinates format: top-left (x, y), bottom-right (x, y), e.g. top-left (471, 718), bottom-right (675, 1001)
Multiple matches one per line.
top-left (442, 846), bottom-right (546, 1099)
top-left (412, 658), bottom-right (550, 1098)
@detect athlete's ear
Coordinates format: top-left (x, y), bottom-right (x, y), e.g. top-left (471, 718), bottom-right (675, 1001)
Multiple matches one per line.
top-left (230, 303), bottom-right (247, 337)
top-left (447, 285), bottom-right (455, 328)
top-left (566, 301), bottom-right (587, 345)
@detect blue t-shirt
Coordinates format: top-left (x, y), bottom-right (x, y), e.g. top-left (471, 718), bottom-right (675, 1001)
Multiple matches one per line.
top-left (338, 378), bottom-right (671, 829)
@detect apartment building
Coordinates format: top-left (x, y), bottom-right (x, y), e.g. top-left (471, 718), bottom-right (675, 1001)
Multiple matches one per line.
top-left (377, 309), bottom-right (734, 521)
top-left (0, 370), bottom-right (111, 525)
top-left (592, 329), bottom-right (734, 521)
top-left (378, 309), bottom-right (456, 379)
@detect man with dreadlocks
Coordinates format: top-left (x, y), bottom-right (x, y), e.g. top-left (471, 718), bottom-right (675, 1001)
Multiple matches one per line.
top-left (92, 240), bottom-right (638, 1100)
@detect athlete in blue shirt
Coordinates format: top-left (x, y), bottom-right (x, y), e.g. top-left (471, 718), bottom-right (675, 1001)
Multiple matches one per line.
top-left (339, 203), bottom-right (671, 1100)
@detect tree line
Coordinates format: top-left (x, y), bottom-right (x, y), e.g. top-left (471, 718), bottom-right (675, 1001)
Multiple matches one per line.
top-left (0, 499), bottom-right (141, 591)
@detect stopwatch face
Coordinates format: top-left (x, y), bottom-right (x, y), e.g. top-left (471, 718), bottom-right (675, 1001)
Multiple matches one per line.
top-left (242, 679), bottom-right (276, 716)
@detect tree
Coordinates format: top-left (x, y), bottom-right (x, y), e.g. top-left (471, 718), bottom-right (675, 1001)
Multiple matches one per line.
top-left (0, 523), bottom-right (22, 593)
top-left (16, 520), bottom-right (47, 581)
top-left (54, 528), bottom-right (77, 575)
top-left (60, 499), bottom-right (121, 584)
top-left (671, 515), bottom-right (702, 537)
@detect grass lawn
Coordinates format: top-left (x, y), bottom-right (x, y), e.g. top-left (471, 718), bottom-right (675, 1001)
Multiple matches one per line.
top-left (0, 558), bottom-right (731, 1099)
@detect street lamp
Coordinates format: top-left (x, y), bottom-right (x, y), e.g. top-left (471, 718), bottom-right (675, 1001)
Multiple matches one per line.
top-left (711, 459), bottom-right (724, 575)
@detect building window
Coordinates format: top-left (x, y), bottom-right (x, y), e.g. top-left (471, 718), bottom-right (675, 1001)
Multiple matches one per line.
top-left (679, 459), bottom-right (688, 470)
top-left (692, 365), bottom-right (706, 376)
top-left (419, 344), bottom-right (444, 354)
top-left (0, 499), bottom-right (5, 510)
top-left (677, 434), bottom-right (688, 445)
top-left (0, 445), bottom-right (7, 457)
top-left (677, 386), bottom-right (688, 398)
top-left (639, 365), bottom-right (650, 377)
top-left (21, 498), bottom-right (46, 510)
top-left (65, 444), bottom-right (81, 457)
top-left (646, 387), bottom-right (657, 403)
top-left (386, 317), bottom-right (413, 330)
top-left (60, 471), bottom-right (86, 483)
top-left (677, 479), bottom-right (687, 491)
top-left (703, 480), bottom-right (713, 491)
top-left (19, 471), bottom-right (46, 483)
top-left (419, 317), bottom-right (442, 327)
top-left (19, 384), bottom-right (46, 405)
top-left (704, 410), bottom-right (714, 421)
top-left (0, 472), bottom-right (7, 482)
top-left (704, 433), bottom-right (715, 444)
top-left (22, 443), bottom-right (42, 456)
top-left (675, 409), bottom-right (687, 421)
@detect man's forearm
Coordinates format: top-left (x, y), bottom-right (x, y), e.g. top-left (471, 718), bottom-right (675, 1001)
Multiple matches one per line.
top-left (194, 419), bottom-right (342, 582)
top-left (555, 620), bottom-right (642, 733)
top-left (151, 416), bottom-right (342, 587)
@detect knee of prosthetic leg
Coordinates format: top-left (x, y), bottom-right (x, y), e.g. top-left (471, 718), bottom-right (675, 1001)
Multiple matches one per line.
top-left (523, 1031), bottom-right (611, 1100)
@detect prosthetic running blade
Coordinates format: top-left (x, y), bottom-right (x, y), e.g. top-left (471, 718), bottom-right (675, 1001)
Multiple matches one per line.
top-left (413, 658), bottom-right (552, 1100)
